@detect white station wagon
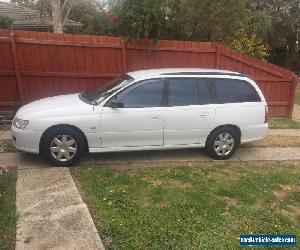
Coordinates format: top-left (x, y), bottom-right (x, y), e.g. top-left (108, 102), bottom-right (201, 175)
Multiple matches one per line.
top-left (12, 68), bottom-right (268, 166)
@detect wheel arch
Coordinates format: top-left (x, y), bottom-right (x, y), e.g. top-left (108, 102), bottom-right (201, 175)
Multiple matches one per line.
top-left (39, 124), bottom-right (89, 154)
top-left (205, 124), bottom-right (241, 146)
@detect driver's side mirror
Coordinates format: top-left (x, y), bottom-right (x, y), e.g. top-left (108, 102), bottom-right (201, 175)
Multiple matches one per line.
top-left (109, 99), bottom-right (124, 108)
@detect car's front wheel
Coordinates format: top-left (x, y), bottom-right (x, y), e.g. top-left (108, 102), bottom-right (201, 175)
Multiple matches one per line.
top-left (205, 126), bottom-right (240, 160)
top-left (41, 126), bottom-right (86, 166)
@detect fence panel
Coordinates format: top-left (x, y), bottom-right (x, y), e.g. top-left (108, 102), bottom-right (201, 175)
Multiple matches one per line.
top-left (0, 29), bottom-right (297, 117)
top-left (0, 31), bottom-right (18, 109)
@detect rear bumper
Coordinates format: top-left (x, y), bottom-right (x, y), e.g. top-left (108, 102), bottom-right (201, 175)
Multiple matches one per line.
top-left (240, 123), bottom-right (268, 143)
top-left (11, 125), bottom-right (42, 154)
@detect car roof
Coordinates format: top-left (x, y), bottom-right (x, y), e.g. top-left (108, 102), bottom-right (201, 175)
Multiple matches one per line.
top-left (127, 68), bottom-right (249, 79)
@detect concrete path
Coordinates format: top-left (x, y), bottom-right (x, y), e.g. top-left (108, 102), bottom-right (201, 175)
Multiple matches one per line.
top-left (15, 166), bottom-right (104, 250)
top-left (268, 129), bottom-right (300, 136)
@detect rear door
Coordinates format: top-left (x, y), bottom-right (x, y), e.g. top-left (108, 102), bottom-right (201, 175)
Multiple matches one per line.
top-left (163, 78), bottom-right (215, 146)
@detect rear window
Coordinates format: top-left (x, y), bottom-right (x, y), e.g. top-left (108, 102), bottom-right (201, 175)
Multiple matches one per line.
top-left (213, 79), bottom-right (261, 103)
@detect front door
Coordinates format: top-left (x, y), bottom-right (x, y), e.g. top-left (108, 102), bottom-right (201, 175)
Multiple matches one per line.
top-left (99, 79), bottom-right (165, 148)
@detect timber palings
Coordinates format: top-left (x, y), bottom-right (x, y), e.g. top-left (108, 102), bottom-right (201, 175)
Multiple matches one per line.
top-left (0, 29), bottom-right (297, 117)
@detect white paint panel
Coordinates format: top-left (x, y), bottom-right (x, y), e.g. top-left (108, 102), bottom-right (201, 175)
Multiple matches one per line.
top-left (164, 105), bottom-right (215, 145)
top-left (100, 107), bottom-right (164, 147)
top-left (214, 103), bottom-right (265, 127)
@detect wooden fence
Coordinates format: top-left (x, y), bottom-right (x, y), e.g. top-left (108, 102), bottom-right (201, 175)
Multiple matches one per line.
top-left (0, 29), bottom-right (297, 117)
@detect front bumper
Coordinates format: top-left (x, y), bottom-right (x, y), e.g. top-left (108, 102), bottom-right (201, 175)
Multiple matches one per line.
top-left (11, 125), bottom-right (42, 154)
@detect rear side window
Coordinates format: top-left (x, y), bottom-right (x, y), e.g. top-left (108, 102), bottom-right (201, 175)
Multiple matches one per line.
top-left (213, 79), bottom-right (261, 103)
top-left (197, 79), bottom-right (212, 105)
top-left (168, 78), bottom-right (197, 106)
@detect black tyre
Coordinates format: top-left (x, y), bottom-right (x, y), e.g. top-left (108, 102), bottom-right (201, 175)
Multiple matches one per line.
top-left (205, 126), bottom-right (240, 160)
top-left (40, 126), bottom-right (86, 166)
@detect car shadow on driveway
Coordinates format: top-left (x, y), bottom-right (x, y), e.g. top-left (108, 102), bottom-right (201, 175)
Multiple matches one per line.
top-left (4, 148), bottom-right (212, 168)
top-left (3, 147), bottom-right (248, 168)
top-left (84, 148), bottom-right (211, 165)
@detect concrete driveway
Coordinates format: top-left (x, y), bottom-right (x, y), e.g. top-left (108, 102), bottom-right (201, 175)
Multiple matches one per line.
top-left (2, 128), bottom-right (300, 166)
top-left (2, 146), bottom-right (300, 168)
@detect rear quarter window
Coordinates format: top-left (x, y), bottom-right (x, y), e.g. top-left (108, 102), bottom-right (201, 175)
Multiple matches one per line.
top-left (213, 79), bottom-right (261, 103)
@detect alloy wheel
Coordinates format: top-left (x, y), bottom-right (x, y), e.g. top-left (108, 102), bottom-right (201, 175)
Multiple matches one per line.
top-left (50, 134), bottom-right (77, 162)
top-left (213, 132), bottom-right (235, 156)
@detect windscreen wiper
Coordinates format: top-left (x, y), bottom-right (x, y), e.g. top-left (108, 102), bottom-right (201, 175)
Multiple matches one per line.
top-left (81, 92), bottom-right (97, 105)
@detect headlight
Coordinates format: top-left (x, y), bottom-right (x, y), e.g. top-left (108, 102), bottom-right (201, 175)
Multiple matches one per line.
top-left (13, 117), bottom-right (29, 130)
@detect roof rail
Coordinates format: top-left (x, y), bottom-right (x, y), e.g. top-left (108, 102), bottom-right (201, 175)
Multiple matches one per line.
top-left (159, 72), bottom-right (251, 78)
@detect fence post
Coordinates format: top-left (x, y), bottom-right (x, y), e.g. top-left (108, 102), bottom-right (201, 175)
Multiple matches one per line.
top-left (288, 76), bottom-right (298, 118)
top-left (121, 38), bottom-right (127, 73)
top-left (215, 43), bottom-right (221, 69)
top-left (9, 32), bottom-right (24, 105)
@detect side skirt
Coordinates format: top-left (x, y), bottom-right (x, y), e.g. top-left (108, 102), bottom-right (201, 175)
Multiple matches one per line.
top-left (89, 143), bottom-right (205, 153)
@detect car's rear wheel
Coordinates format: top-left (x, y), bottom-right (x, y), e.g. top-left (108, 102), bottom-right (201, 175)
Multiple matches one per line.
top-left (205, 126), bottom-right (240, 160)
top-left (41, 126), bottom-right (85, 166)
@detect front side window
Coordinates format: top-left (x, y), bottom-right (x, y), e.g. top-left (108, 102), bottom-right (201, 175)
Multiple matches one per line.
top-left (213, 79), bottom-right (261, 103)
top-left (116, 79), bottom-right (164, 108)
top-left (168, 78), bottom-right (197, 106)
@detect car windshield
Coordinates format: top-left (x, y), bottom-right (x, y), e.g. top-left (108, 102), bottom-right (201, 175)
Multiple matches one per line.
top-left (80, 75), bottom-right (133, 105)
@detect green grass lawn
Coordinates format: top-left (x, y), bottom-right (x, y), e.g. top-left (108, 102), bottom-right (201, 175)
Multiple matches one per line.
top-left (73, 162), bottom-right (300, 250)
top-left (269, 117), bottom-right (300, 129)
top-left (0, 169), bottom-right (17, 250)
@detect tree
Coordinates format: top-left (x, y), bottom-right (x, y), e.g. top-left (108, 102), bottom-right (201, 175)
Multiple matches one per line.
top-left (51, 0), bottom-right (91, 33)
top-left (167, 0), bottom-right (247, 41)
top-left (0, 16), bottom-right (13, 29)
top-left (108, 0), bottom-right (177, 41)
top-left (51, 0), bottom-right (63, 33)
top-left (247, 0), bottom-right (300, 71)
top-left (11, 0), bottom-right (90, 33)
top-left (68, 0), bottom-right (111, 35)
top-left (227, 28), bottom-right (269, 59)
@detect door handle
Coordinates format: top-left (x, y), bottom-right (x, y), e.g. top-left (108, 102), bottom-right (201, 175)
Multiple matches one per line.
top-left (150, 116), bottom-right (160, 119)
top-left (199, 113), bottom-right (208, 118)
